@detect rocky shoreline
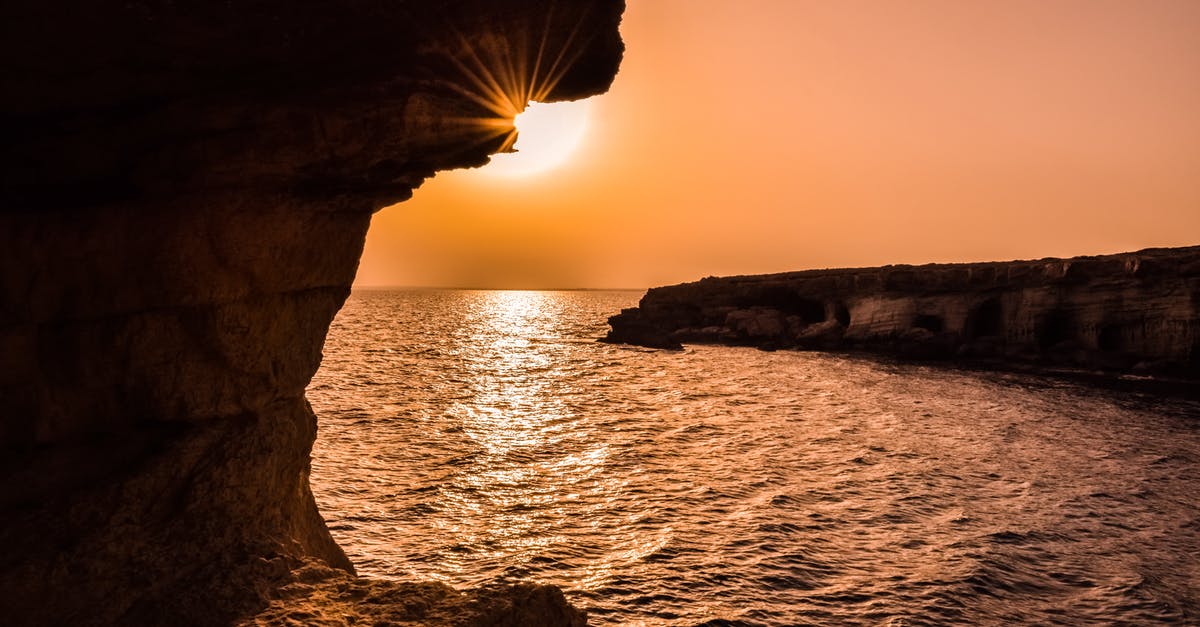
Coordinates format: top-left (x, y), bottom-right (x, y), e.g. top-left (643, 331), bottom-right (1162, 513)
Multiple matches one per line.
top-left (604, 247), bottom-right (1200, 382)
top-left (242, 560), bottom-right (584, 627)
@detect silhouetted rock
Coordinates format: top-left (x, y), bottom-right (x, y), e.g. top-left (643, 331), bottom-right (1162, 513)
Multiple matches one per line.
top-left (242, 560), bottom-right (586, 627)
top-left (604, 307), bottom-right (683, 350)
top-left (604, 247), bottom-right (1200, 380)
top-left (0, 1), bottom-right (623, 625)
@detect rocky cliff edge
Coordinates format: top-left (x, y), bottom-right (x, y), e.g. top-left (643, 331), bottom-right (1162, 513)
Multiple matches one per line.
top-left (605, 247), bottom-right (1200, 381)
top-left (0, 1), bottom-right (623, 625)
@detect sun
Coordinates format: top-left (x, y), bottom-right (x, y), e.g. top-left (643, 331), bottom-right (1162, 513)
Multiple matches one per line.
top-left (485, 100), bottom-right (592, 178)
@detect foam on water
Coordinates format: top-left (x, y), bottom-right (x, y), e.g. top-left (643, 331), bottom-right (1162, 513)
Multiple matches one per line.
top-left (309, 289), bottom-right (1200, 625)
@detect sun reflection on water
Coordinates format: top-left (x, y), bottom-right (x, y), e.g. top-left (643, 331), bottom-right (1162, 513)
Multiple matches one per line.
top-left (435, 291), bottom-right (616, 586)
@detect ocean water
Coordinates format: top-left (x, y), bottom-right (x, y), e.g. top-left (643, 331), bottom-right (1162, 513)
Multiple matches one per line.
top-left (308, 289), bottom-right (1200, 625)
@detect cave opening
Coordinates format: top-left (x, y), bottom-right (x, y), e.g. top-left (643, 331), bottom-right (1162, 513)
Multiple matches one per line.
top-left (1036, 309), bottom-right (1075, 350)
top-left (965, 297), bottom-right (1003, 339)
top-left (913, 314), bottom-right (944, 333)
top-left (834, 303), bottom-right (851, 327)
top-left (1097, 323), bottom-right (1125, 352)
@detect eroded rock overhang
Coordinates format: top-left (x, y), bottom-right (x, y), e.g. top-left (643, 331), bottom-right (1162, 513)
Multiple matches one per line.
top-left (0, 1), bottom-right (624, 625)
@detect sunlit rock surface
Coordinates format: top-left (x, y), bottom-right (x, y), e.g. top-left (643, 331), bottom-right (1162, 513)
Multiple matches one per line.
top-left (605, 247), bottom-right (1200, 379)
top-left (0, 1), bottom-right (622, 625)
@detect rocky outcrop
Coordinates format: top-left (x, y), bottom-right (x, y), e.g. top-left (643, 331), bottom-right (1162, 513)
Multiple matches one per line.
top-left (242, 560), bottom-right (586, 627)
top-left (605, 247), bottom-right (1200, 378)
top-left (1, 2), bottom-right (622, 625)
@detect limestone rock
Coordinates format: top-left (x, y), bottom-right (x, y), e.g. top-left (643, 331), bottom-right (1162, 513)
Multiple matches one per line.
top-left (725, 307), bottom-right (788, 340)
top-left (603, 308), bottom-right (683, 350)
top-left (1, 1), bottom-right (624, 625)
top-left (241, 560), bottom-right (586, 627)
top-left (605, 247), bottom-right (1200, 380)
top-left (793, 319), bottom-right (846, 349)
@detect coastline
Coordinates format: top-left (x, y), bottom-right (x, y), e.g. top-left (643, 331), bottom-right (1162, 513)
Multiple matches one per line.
top-left (604, 246), bottom-right (1200, 387)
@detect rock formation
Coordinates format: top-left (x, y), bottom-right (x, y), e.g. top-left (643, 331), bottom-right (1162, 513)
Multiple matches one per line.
top-left (0, 1), bottom-right (623, 625)
top-left (604, 247), bottom-right (1200, 379)
top-left (241, 560), bottom-right (585, 627)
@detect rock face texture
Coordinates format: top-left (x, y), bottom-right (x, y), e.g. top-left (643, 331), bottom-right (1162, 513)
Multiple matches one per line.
top-left (605, 247), bottom-right (1200, 378)
top-left (1, 1), bottom-right (622, 625)
top-left (241, 560), bottom-right (586, 627)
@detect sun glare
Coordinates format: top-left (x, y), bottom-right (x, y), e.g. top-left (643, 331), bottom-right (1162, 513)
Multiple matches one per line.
top-left (485, 100), bottom-right (592, 178)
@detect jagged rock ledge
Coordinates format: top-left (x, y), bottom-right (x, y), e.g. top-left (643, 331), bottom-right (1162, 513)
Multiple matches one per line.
top-left (604, 247), bottom-right (1200, 381)
top-left (241, 560), bottom-right (584, 627)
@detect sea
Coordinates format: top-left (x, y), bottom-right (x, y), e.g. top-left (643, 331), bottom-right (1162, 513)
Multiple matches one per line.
top-left (308, 289), bottom-right (1200, 626)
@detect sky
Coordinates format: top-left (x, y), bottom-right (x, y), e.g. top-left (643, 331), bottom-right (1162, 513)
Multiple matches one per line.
top-left (355, 0), bottom-right (1200, 289)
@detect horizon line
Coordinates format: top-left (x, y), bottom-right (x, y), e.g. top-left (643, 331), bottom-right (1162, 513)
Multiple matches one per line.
top-left (351, 285), bottom-right (649, 292)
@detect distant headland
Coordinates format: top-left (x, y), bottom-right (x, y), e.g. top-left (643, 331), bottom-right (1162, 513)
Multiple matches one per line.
top-left (604, 247), bottom-right (1200, 382)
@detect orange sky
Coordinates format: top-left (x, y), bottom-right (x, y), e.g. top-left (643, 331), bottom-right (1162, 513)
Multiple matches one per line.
top-left (355, 0), bottom-right (1200, 289)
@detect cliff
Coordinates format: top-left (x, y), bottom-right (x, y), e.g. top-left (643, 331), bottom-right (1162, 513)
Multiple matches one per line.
top-left (604, 247), bottom-right (1200, 379)
top-left (0, 1), bottom-right (622, 625)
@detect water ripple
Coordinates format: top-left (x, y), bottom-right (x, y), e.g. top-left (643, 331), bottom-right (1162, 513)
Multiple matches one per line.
top-left (309, 289), bottom-right (1200, 625)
